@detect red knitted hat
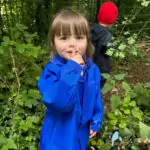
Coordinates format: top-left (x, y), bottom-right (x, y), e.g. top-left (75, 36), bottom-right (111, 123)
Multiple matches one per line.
top-left (97, 1), bottom-right (118, 25)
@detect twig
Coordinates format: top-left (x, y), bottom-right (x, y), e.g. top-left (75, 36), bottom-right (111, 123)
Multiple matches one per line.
top-left (137, 20), bottom-right (150, 36)
top-left (9, 47), bottom-right (20, 93)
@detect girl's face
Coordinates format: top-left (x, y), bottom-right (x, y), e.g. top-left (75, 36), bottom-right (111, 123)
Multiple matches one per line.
top-left (54, 33), bottom-right (87, 60)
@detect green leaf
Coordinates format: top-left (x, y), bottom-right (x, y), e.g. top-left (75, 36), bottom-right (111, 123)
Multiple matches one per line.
top-left (16, 43), bottom-right (26, 53)
top-left (2, 36), bottom-right (10, 47)
top-left (20, 122), bottom-right (29, 131)
top-left (141, 1), bottom-right (150, 7)
top-left (6, 139), bottom-right (17, 149)
top-left (118, 43), bottom-right (126, 50)
top-left (144, 82), bottom-right (150, 88)
top-left (24, 98), bottom-right (39, 108)
top-left (114, 74), bottom-right (126, 80)
top-left (106, 49), bottom-right (114, 56)
top-left (90, 138), bottom-right (97, 146)
top-left (118, 52), bottom-right (125, 58)
top-left (128, 37), bottom-right (136, 45)
top-left (124, 109), bottom-right (130, 114)
top-left (1, 145), bottom-right (8, 150)
top-left (122, 82), bottom-right (131, 92)
top-left (110, 95), bottom-right (121, 111)
top-left (120, 127), bottom-right (132, 136)
top-left (28, 89), bottom-right (41, 99)
top-left (139, 122), bottom-right (150, 138)
top-left (0, 46), bottom-right (4, 54)
top-left (108, 113), bottom-right (116, 119)
top-left (110, 119), bottom-right (117, 126)
top-left (119, 120), bottom-right (126, 128)
top-left (131, 47), bottom-right (138, 56)
top-left (0, 135), bottom-right (6, 147)
top-left (129, 101), bottom-right (136, 107)
top-left (123, 96), bottom-right (130, 107)
top-left (131, 144), bottom-right (140, 150)
top-left (102, 83), bottom-right (113, 94)
top-left (131, 108), bottom-right (143, 121)
top-left (101, 73), bottom-right (111, 79)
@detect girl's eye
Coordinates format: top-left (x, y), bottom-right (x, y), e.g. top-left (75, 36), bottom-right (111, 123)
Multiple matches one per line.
top-left (76, 36), bottom-right (85, 40)
top-left (59, 36), bottom-right (68, 40)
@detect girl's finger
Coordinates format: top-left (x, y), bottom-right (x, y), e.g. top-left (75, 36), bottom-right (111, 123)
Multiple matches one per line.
top-left (89, 131), bottom-right (97, 138)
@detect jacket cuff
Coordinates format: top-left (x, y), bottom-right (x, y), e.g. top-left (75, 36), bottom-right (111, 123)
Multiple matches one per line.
top-left (67, 60), bottom-right (83, 73)
top-left (91, 120), bottom-right (102, 132)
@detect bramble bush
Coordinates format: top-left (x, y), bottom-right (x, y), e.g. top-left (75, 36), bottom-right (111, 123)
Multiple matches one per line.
top-left (0, 24), bottom-right (48, 149)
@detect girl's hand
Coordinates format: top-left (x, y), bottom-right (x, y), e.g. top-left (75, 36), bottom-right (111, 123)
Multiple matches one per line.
top-left (89, 130), bottom-right (97, 138)
top-left (70, 54), bottom-right (85, 67)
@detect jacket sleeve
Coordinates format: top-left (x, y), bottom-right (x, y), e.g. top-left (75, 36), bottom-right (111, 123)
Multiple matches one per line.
top-left (91, 67), bottom-right (104, 131)
top-left (37, 60), bottom-right (82, 112)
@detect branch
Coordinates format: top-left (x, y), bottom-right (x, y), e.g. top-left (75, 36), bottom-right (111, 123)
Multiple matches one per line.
top-left (9, 47), bottom-right (20, 93)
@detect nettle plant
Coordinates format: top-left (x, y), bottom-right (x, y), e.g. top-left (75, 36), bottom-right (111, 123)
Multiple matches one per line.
top-left (0, 24), bottom-right (47, 149)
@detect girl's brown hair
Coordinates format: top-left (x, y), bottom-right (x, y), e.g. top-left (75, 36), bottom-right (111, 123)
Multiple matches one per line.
top-left (48, 9), bottom-right (94, 58)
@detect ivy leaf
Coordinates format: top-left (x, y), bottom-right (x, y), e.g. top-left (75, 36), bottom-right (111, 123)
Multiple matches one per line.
top-left (110, 95), bottom-right (121, 111)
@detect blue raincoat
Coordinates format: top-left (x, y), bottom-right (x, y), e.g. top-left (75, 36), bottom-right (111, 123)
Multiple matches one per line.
top-left (38, 55), bottom-right (103, 150)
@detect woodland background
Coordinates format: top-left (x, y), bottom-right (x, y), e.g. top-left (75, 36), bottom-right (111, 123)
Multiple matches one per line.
top-left (0, 0), bottom-right (150, 149)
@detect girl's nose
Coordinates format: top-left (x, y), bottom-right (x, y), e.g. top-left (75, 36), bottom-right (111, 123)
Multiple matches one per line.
top-left (69, 38), bottom-right (77, 47)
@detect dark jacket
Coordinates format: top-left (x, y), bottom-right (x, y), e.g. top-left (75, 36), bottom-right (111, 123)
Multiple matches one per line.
top-left (38, 55), bottom-right (103, 150)
top-left (90, 24), bottom-right (112, 88)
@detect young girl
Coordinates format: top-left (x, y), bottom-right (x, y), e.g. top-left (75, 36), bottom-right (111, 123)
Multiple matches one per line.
top-left (38, 9), bottom-right (103, 150)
